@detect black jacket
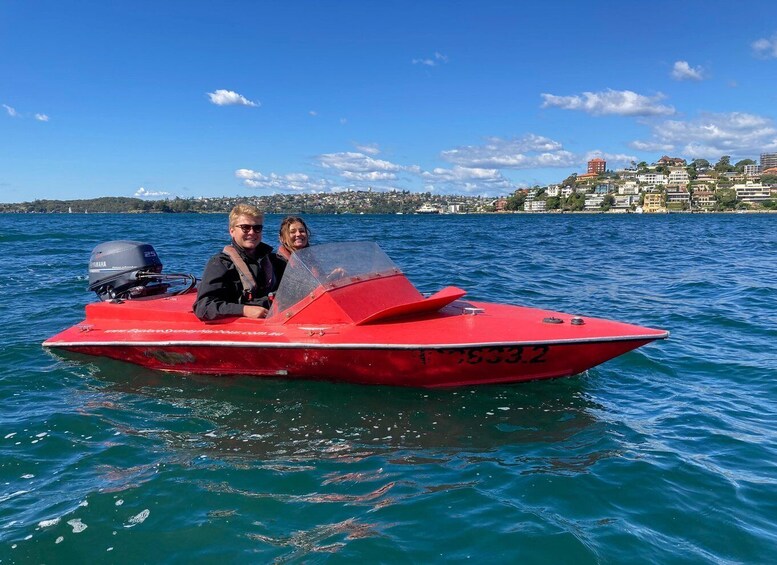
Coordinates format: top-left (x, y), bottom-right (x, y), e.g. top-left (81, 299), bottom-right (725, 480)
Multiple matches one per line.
top-left (193, 241), bottom-right (286, 321)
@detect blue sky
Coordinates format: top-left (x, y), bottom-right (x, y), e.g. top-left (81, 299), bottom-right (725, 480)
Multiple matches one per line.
top-left (2, 1), bottom-right (777, 202)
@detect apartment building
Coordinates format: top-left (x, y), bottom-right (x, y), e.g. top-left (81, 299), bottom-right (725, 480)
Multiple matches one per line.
top-left (638, 173), bottom-right (668, 187)
top-left (761, 153), bottom-right (777, 170)
top-left (584, 194), bottom-right (605, 210)
top-left (734, 181), bottom-right (772, 204)
top-left (667, 167), bottom-right (690, 187)
top-left (614, 194), bottom-right (638, 210)
top-left (618, 181), bottom-right (640, 195)
top-left (692, 191), bottom-right (716, 210)
top-left (665, 187), bottom-right (690, 208)
top-left (524, 199), bottom-right (547, 212)
top-left (643, 192), bottom-right (665, 213)
top-left (587, 158), bottom-right (606, 175)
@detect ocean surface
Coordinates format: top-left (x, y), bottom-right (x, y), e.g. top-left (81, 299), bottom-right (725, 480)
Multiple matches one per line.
top-left (1, 212), bottom-right (775, 563)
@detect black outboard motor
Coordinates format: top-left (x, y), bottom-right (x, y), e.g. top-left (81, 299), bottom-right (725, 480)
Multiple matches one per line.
top-left (88, 240), bottom-right (165, 300)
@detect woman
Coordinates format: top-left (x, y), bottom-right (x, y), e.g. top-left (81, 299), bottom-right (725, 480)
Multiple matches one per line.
top-left (277, 215), bottom-right (346, 283)
top-left (277, 215), bottom-right (311, 262)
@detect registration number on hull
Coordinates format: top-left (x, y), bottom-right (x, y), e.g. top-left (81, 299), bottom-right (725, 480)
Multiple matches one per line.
top-left (420, 345), bottom-right (550, 365)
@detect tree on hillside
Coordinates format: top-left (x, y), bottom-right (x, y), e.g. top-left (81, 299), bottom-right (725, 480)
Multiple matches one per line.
top-left (691, 158), bottom-right (710, 171)
top-left (714, 188), bottom-right (737, 210)
top-left (560, 173), bottom-right (577, 187)
top-left (734, 159), bottom-right (756, 172)
top-left (714, 155), bottom-right (734, 173)
top-left (761, 199), bottom-right (777, 210)
top-left (505, 191), bottom-right (527, 211)
top-left (564, 192), bottom-right (585, 211)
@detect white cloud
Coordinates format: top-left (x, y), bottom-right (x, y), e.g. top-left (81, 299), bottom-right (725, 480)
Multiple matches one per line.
top-left (634, 112), bottom-right (777, 158)
top-left (318, 151), bottom-right (406, 180)
top-left (629, 140), bottom-right (675, 152)
top-left (340, 170), bottom-right (398, 181)
top-left (671, 60), bottom-right (705, 81)
top-left (541, 89), bottom-right (675, 116)
top-left (421, 166), bottom-right (516, 194)
top-left (584, 151), bottom-right (640, 168)
top-left (412, 52), bottom-right (449, 66)
top-left (309, 110), bottom-right (318, 117)
top-left (206, 89), bottom-right (259, 107)
top-left (232, 134), bottom-right (642, 197)
top-left (235, 151), bottom-right (414, 193)
top-left (752, 33), bottom-right (777, 58)
top-left (1, 105), bottom-right (49, 120)
top-left (235, 169), bottom-right (333, 192)
top-left (353, 142), bottom-right (380, 155)
top-left (440, 135), bottom-right (578, 169)
top-left (135, 187), bottom-right (170, 198)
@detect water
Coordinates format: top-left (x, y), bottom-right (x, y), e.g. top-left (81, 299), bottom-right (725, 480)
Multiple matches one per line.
top-left (1, 213), bottom-right (776, 563)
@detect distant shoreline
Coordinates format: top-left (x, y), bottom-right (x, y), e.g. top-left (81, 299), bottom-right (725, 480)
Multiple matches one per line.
top-left (1, 194), bottom-right (775, 215)
top-left (2, 209), bottom-right (775, 215)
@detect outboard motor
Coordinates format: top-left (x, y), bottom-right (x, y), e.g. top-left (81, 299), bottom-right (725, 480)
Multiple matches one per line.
top-left (88, 240), bottom-right (166, 300)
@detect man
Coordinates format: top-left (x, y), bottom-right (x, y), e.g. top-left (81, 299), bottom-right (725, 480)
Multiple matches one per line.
top-left (194, 203), bottom-right (286, 321)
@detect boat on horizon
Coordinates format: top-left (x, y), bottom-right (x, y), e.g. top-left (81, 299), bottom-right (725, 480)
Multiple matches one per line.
top-left (415, 203), bottom-right (441, 214)
top-left (43, 241), bottom-right (668, 388)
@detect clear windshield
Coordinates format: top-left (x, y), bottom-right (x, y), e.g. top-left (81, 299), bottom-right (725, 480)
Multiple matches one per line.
top-left (267, 241), bottom-right (400, 318)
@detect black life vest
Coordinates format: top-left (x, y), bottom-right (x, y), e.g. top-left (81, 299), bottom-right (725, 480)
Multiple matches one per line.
top-left (222, 245), bottom-right (275, 302)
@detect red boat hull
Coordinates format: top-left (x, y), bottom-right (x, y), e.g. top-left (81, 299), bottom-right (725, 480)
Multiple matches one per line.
top-left (57, 339), bottom-right (654, 387)
top-left (44, 292), bottom-right (667, 388)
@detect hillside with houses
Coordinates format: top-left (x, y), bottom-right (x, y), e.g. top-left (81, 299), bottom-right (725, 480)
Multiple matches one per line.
top-left (500, 153), bottom-right (777, 213)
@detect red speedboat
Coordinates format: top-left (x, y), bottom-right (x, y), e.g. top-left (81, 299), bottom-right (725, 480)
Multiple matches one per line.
top-left (44, 241), bottom-right (668, 388)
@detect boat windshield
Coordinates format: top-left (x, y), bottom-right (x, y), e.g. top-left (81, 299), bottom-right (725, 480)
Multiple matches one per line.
top-left (267, 241), bottom-right (400, 318)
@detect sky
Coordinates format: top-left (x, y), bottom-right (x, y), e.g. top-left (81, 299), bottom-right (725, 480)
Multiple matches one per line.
top-left (2, 1), bottom-right (777, 202)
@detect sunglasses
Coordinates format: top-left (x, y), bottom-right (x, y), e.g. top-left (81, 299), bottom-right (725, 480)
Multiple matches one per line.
top-left (235, 224), bottom-right (264, 234)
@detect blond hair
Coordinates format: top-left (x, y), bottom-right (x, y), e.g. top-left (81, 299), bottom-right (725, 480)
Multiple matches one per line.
top-left (229, 203), bottom-right (263, 228)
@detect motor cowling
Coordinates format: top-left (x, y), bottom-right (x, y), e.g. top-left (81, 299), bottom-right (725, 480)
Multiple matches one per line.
top-left (88, 240), bottom-right (164, 300)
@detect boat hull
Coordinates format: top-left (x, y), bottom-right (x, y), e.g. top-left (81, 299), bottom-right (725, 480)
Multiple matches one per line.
top-left (44, 293), bottom-right (667, 388)
top-left (51, 338), bottom-right (655, 387)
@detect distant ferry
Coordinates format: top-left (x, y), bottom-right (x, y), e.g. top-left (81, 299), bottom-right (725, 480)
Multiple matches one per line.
top-left (416, 203), bottom-right (440, 214)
